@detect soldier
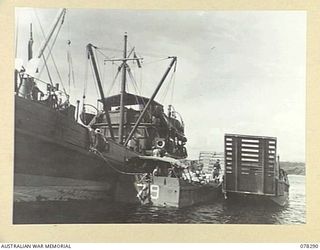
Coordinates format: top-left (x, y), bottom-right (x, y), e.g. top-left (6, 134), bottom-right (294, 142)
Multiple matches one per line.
top-left (213, 159), bottom-right (221, 183)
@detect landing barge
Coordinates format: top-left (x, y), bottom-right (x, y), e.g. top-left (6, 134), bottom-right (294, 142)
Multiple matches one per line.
top-left (223, 134), bottom-right (289, 206)
top-left (135, 156), bottom-right (222, 208)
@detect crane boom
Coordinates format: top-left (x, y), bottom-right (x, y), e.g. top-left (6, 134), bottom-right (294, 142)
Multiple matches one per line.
top-left (86, 44), bottom-right (115, 141)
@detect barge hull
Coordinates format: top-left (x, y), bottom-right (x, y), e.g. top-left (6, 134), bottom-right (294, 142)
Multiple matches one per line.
top-left (225, 191), bottom-right (289, 206)
top-left (150, 177), bottom-right (222, 208)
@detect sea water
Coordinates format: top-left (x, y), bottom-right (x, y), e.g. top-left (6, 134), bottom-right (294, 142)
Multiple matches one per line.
top-left (13, 175), bottom-right (305, 224)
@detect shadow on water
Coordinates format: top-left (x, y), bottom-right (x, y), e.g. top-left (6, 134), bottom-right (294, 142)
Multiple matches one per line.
top-left (13, 200), bottom-right (140, 224)
top-left (122, 199), bottom-right (287, 224)
top-left (13, 175), bottom-right (305, 224)
top-left (12, 199), bottom-right (294, 224)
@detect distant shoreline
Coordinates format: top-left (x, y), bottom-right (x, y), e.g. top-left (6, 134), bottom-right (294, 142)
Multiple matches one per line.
top-left (280, 161), bottom-right (305, 175)
top-left (187, 159), bottom-right (306, 176)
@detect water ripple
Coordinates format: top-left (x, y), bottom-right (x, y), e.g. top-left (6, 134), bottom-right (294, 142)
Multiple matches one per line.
top-left (122, 175), bottom-right (305, 224)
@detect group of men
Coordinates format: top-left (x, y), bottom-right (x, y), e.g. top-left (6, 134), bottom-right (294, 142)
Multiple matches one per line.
top-left (151, 159), bottom-right (222, 184)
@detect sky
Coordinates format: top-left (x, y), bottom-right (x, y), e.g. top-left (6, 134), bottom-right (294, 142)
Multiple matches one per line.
top-left (15, 8), bottom-right (306, 161)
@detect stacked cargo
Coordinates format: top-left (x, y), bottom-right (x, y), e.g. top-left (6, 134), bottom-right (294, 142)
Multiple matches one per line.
top-left (199, 151), bottom-right (224, 174)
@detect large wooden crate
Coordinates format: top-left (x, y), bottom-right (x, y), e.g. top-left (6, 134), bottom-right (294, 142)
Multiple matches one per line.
top-left (223, 134), bottom-right (278, 195)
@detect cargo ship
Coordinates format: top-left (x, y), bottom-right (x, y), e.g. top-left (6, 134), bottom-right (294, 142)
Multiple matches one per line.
top-left (14, 8), bottom-right (188, 220)
top-left (223, 134), bottom-right (290, 206)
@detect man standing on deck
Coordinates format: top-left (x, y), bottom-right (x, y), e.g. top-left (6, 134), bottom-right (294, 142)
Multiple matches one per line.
top-left (213, 159), bottom-right (221, 183)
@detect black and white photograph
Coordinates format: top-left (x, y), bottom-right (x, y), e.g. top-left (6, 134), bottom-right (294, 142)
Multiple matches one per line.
top-left (13, 8), bottom-right (305, 224)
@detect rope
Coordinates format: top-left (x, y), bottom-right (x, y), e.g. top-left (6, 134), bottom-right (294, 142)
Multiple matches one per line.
top-left (67, 47), bottom-right (71, 93)
top-left (127, 67), bottom-right (148, 111)
top-left (159, 59), bottom-right (177, 104)
top-left (159, 75), bottom-right (171, 103)
top-left (34, 9), bottom-right (67, 95)
top-left (127, 67), bottom-right (141, 95)
top-left (98, 46), bottom-right (168, 58)
top-left (97, 46), bottom-right (123, 53)
top-left (83, 54), bottom-right (89, 100)
top-left (42, 54), bottom-right (54, 86)
top-left (170, 60), bottom-right (177, 104)
top-left (99, 46), bottom-right (123, 96)
top-left (48, 31), bottom-right (65, 87)
top-left (92, 137), bottom-right (197, 185)
top-left (136, 50), bottom-right (168, 59)
top-left (33, 10), bottom-right (49, 77)
top-left (140, 66), bottom-right (143, 92)
top-left (67, 41), bottom-right (75, 93)
top-left (93, 148), bottom-right (141, 175)
top-left (159, 66), bottom-right (175, 103)
top-left (99, 45), bottom-right (169, 60)
top-left (96, 49), bottom-right (120, 67)
top-left (142, 57), bottom-right (168, 66)
top-left (30, 75), bottom-right (52, 86)
top-left (106, 64), bottom-right (122, 96)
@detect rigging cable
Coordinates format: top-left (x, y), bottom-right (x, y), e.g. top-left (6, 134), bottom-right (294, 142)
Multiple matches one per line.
top-left (96, 48), bottom-right (123, 96)
top-left (142, 57), bottom-right (168, 66)
top-left (126, 63), bottom-right (147, 109)
top-left (66, 15), bottom-right (71, 93)
top-left (28, 75), bottom-right (52, 86)
top-left (82, 52), bottom-right (89, 114)
top-left (139, 64), bottom-right (143, 93)
top-left (170, 59), bottom-right (177, 104)
top-left (41, 53), bottom-right (54, 86)
top-left (99, 45), bottom-right (169, 59)
top-left (83, 53), bottom-right (89, 97)
top-left (96, 49), bottom-right (118, 64)
top-left (97, 46), bottom-right (123, 53)
top-left (93, 148), bottom-right (144, 176)
top-left (127, 69), bottom-right (143, 107)
top-left (34, 9), bottom-right (67, 94)
top-left (67, 46), bottom-right (71, 92)
top-left (160, 62), bottom-right (176, 103)
top-left (127, 66), bottom-right (141, 96)
top-left (106, 63), bottom-right (122, 96)
top-left (66, 40), bottom-right (76, 93)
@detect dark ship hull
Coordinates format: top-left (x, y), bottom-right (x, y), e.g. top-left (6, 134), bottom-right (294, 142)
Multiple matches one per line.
top-left (14, 96), bottom-right (138, 204)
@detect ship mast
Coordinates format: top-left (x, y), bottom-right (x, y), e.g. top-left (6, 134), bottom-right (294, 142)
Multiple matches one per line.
top-left (28, 23), bottom-right (33, 61)
top-left (118, 32), bottom-right (128, 144)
